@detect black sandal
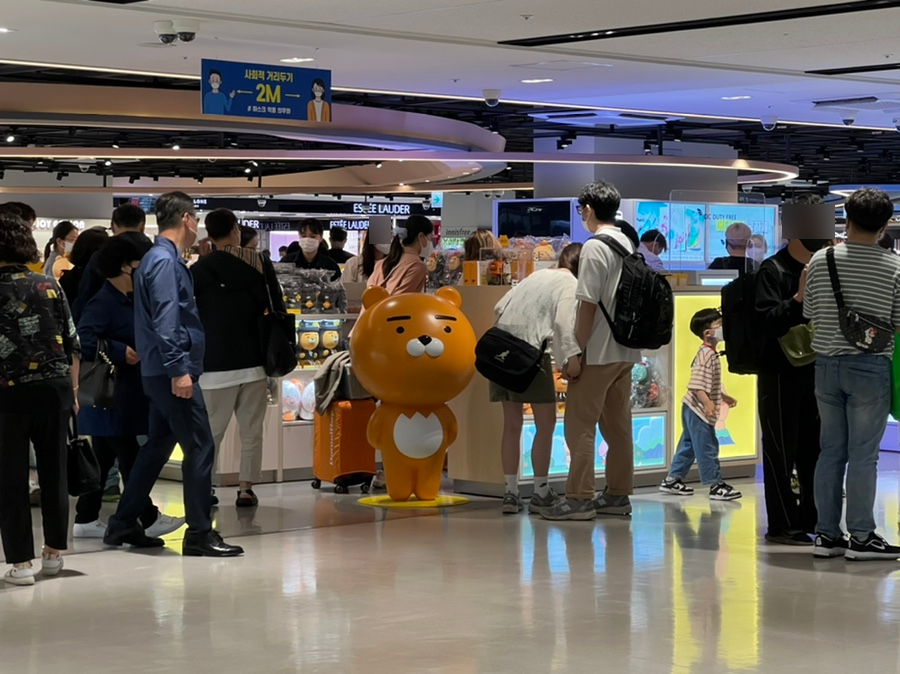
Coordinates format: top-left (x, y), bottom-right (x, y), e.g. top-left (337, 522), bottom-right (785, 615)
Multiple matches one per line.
top-left (236, 489), bottom-right (259, 508)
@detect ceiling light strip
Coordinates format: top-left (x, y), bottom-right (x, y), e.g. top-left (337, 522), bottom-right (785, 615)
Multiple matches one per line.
top-left (500, 0), bottom-right (900, 47)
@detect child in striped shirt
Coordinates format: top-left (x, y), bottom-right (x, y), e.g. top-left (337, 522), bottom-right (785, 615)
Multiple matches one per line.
top-left (660, 308), bottom-right (742, 501)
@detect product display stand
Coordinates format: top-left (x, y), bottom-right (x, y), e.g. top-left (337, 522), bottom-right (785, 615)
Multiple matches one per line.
top-left (447, 285), bottom-right (760, 498)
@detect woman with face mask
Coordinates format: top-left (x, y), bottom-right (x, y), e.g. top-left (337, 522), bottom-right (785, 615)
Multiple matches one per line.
top-left (343, 231), bottom-right (387, 284)
top-left (367, 215), bottom-right (434, 295)
top-left (74, 238), bottom-right (183, 541)
top-left (43, 220), bottom-right (79, 279)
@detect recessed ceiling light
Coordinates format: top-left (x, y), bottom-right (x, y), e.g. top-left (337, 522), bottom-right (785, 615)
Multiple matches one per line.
top-left (244, 167), bottom-right (252, 174)
top-left (104, 160), bottom-right (112, 166)
top-left (280, 57), bottom-right (315, 64)
top-left (721, 95), bottom-right (752, 100)
top-left (0, 28), bottom-right (16, 34)
top-left (605, 31), bottom-right (615, 35)
top-left (5, 135), bottom-right (13, 143)
top-left (172, 144), bottom-right (180, 151)
top-left (375, 162), bottom-right (383, 168)
top-left (398, 182), bottom-right (405, 186)
top-left (521, 78), bottom-right (554, 84)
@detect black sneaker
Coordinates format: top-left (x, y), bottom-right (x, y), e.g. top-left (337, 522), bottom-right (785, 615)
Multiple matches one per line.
top-left (814, 532), bottom-right (850, 558)
top-left (709, 482), bottom-right (742, 501)
top-left (659, 478), bottom-right (694, 496)
top-left (845, 533), bottom-right (900, 561)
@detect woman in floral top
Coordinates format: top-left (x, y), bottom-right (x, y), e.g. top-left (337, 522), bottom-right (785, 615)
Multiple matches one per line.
top-left (0, 212), bottom-right (80, 586)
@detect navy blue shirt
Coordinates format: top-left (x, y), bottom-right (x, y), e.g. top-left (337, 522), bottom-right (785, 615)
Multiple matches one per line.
top-left (134, 237), bottom-right (205, 378)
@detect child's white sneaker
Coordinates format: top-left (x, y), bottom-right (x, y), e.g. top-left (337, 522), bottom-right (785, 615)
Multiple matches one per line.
top-left (709, 482), bottom-right (742, 501)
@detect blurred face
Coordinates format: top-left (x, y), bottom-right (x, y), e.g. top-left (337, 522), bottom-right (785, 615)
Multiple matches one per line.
top-left (245, 233), bottom-right (260, 249)
top-left (58, 229), bottom-right (78, 255)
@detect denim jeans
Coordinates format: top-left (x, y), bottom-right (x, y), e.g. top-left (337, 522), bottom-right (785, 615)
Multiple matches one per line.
top-left (814, 354), bottom-right (891, 538)
top-left (669, 404), bottom-right (722, 486)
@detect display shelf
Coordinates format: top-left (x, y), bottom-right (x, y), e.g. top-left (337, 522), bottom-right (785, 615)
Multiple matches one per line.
top-left (284, 420), bottom-right (314, 427)
top-left (289, 313), bottom-right (357, 321)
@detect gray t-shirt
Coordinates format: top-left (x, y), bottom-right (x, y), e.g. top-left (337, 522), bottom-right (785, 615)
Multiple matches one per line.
top-left (803, 242), bottom-right (900, 356)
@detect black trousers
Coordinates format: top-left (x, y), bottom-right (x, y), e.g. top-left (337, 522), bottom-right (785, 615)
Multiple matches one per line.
top-left (108, 376), bottom-right (214, 537)
top-left (758, 368), bottom-right (821, 535)
top-left (0, 409), bottom-right (69, 564)
top-left (75, 436), bottom-right (158, 527)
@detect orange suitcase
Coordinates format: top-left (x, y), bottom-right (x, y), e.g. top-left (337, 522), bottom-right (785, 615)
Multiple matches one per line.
top-left (312, 400), bottom-right (377, 494)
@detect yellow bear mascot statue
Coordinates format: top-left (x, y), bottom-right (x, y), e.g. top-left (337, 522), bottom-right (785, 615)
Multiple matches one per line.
top-left (351, 286), bottom-right (476, 502)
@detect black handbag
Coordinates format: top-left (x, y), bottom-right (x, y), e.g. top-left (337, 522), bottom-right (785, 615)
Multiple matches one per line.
top-left (259, 271), bottom-right (298, 377)
top-left (826, 246), bottom-right (893, 354)
top-left (67, 415), bottom-right (101, 497)
top-left (78, 339), bottom-right (117, 409)
top-left (475, 327), bottom-right (546, 394)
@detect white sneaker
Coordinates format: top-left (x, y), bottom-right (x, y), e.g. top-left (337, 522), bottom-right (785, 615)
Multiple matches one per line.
top-left (73, 520), bottom-right (107, 539)
top-left (41, 553), bottom-right (63, 577)
top-left (5, 562), bottom-right (35, 586)
top-left (144, 513), bottom-right (186, 538)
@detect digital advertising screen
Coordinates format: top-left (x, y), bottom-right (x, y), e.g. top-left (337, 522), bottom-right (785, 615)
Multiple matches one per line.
top-left (666, 203), bottom-right (707, 266)
top-left (705, 204), bottom-right (778, 263)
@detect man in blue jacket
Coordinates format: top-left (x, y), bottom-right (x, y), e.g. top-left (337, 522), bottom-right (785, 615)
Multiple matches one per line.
top-left (104, 191), bottom-right (243, 557)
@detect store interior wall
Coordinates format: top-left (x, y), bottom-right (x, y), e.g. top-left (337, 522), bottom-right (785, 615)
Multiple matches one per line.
top-left (1, 170), bottom-right (114, 220)
top-left (440, 192), bottom-right (498, 238)
top-left (533, 137), bottom-right (738, 202)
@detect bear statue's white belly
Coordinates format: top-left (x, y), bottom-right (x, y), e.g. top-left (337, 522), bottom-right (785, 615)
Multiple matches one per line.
top-left (393, 412), bottom-right (444, 459)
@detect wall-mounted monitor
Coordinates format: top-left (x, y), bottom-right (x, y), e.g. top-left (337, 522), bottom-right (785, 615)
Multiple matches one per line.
top-left (495, 199), bottom-right (575, 240)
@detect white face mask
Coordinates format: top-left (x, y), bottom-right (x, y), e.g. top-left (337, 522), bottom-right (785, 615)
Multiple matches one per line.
top-left (374, 243), bottom-right (392, 255)
top-left (63, 240), bottom-right (75, 255)
top-left (712, 327), bottom-right (724, 344)
top-left (420, 239), bottom-right (435, 260)
top-left (299, 237), bottom-right (320, 254)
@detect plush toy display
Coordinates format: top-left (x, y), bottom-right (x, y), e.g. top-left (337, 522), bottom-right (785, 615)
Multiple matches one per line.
top-left (282, 379), bottom-right (304, 421)
top-left (320, 328), bottom-right (341, 359)
top-left (631, 357), bottom-right (666, 409)
top-left (532, 240), bottom-right (555, 261)
top-left (350, 286), bottom-right (476, 502)
top-left (298, 329), bottom-right (320, 364)
top-left (299, 381), bottom-right (317, 421)
top-left (444, 252), bottom-right (463, 286)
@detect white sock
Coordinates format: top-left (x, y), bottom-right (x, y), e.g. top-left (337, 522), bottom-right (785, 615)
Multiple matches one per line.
top-left (504, 474), bottom-right (518, 495)
top-left (534, 477), bottom-right (550, 498)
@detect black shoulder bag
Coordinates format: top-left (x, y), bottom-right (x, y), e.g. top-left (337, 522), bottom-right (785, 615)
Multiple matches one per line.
top-left (475, 327), bottom-right (547, 394)
top-left (78, 339), bottom-right (117, 409)
top-left (67, 414), bottom-right (101, 497)
top-left (259, 266), bottom-right (298, 377)
top-left (826, 246), bottom-right (892, 354)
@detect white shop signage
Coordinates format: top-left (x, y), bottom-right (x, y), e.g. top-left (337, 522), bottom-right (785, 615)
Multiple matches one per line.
top-left (352, 203), bottom-right (411, 216)
top-left (35, 218), bottom-right (87, 231)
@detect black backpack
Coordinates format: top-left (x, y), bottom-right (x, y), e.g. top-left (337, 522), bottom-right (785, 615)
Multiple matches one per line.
top-left (593, 233), bottom-right (674, 350)
top-left (720, 258), bottom-right (788, 375)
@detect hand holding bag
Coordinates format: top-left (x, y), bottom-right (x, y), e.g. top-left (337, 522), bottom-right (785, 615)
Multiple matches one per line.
top-left (826, 247), bottom-right (893, 354)
top-left (67, 415), bottom-right (101, 497)
top-left (78, 339), bottom-right (117, 409)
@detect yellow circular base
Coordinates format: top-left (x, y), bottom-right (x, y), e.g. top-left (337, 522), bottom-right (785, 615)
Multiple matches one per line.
top-left (358, 495), bottom-right (469, 509)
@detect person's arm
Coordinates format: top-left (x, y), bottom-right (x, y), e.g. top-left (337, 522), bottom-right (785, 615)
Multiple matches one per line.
top-left (687, 352), bottom-right (718, 420)
top-left (755, 262), bottom-right (805, 339)
top-left (55, 279), bottom-right (82, 410)
top-left (553, 286), bottom-right (581, 364)
top-left (145, 257), bottom-right (191, 380)
top-left (262, 257), bottom-right (287, 314)
top-left (802, 259), bottom-right (816, 321)
top-left (493, 292), bottom-right (512, 321)
top-left (77, 295), bottom-right (131, 365)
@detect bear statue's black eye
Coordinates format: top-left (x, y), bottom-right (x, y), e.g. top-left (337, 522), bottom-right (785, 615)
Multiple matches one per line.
top-left (444, 326), bottom-right (452, 333)
top-left (396, 327), bottom-right (405, 334)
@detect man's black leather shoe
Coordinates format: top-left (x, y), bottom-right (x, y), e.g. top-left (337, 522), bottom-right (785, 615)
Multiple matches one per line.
top-left (104, 523), bottom-right (165, 548)
top-left (183, 531), bottom-right (244, 557)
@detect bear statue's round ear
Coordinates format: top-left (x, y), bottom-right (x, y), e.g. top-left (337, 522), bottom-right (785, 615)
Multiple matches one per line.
top-left (362, 286), bottom-right (390, 310)
top-left (435, 286), bottom-right (463, 308)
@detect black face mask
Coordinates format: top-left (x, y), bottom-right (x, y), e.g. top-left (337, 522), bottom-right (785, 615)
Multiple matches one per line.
top-left (800, 238), bottom-right (830, 253)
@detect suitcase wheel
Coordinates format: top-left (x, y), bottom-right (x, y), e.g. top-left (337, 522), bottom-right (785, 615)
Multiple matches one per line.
top-left (360, 482), bottom-right (370, 494)
top-left (311, 479), bottom-right (322, 490)
top-left (334, 485), bottom-right (349, 494)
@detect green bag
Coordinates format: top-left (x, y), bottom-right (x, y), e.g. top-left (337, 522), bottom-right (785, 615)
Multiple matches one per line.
top-left (891, 339), bottom-right (900, 420)
top-left (778, 323), bottom-right (816, 367)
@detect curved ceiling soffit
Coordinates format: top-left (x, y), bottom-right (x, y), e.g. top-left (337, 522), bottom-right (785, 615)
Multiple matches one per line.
top-left (0, 82), bottom-right (506, 153)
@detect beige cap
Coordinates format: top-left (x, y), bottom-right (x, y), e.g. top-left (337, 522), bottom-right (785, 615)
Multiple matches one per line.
top-left (725, 221), bottom-right (752, 248)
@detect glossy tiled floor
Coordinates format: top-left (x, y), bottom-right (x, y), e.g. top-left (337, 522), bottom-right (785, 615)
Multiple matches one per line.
top-left (7, 461), bottom-right (900, 673)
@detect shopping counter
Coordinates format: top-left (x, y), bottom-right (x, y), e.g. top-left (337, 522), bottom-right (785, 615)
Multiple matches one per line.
top-left (448, 286), bottom-right (760, 497)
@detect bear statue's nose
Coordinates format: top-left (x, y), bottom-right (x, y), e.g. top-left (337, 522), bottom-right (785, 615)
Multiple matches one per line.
top-left (418, 335), bottom-right (432, 345)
